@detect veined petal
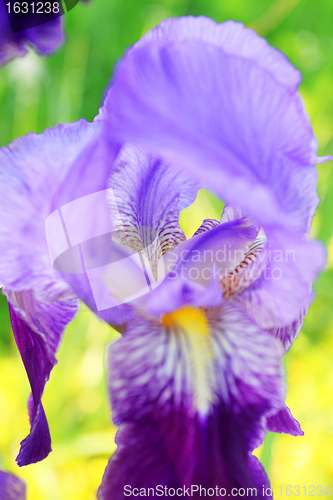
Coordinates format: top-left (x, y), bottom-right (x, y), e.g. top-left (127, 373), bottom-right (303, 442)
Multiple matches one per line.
top-left (108, 144), bottom-right (198, 279)
top-left (166, 218), bottom-right (258, 285)
top-left (192, 219), bottom-right (221, 237)
top-left (220, 204), bottom-right (249, 224)
top-left (266, 405), bottom-right (303, 437)
top-left (232, 229), bottom-right (325, 328)
top-left (133, 17), bottom-right (301, 90)
top-left (0, 470), bottom-right (26, 500)
top-left (0, 120), bottom-right (129, 323)
top-left (99, 304), bottom-right (284, 498)
top-left (217, 209), bottom-right (320, 334)
top-left (0, 120), bottom-right (104, 303)
top-left (6, 290), bottom-right (78, 465)
top-left (104, 16), bottom-right (318, 234)
top-left (139, 218), bottom-right (257, 316)
top-left (269, 309), bottom-right (306, 352)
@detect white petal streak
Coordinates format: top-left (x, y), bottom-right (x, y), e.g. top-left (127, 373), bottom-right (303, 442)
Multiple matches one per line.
top-left (108, 304), bottom-right (284, 425)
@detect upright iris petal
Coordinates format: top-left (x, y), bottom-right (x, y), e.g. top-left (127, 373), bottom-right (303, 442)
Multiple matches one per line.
top-left (108, 145), bottom-right (198, 279)
top-left (104, 17), bottom-right (318, 232)
top-left (103, 14), bottom-right (325, 335)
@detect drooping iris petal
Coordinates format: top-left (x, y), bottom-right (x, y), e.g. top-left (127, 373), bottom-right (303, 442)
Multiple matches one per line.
top-left (108, 144), bottom-right (198, 278)
top-left (0, 120), bottom-right (119, 463)
top-left (0, 1), bottom-right (64, 66)
top-left (104, 16), bottom-right (318, 235)
top-left (0, 118), bottom-right (128, 323)
top-left (98, 303), bottom-right (284, 499)
top-left (0, 470), bottom-right (26, 500)
top-left (6, 290), bottom-right (78, 465)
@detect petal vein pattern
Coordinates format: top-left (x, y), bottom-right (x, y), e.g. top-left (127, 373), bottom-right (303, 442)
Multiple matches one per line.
top-left (104, 17), bottom-right (318, 234)
top-left (0, 119), bottom-right (113, 464)
top-left (108, 145), bottom-right (198, 279)
top-left (6, 290), bottom-right (78, 465)
top-left (99, 303), bottom-right (284, 499)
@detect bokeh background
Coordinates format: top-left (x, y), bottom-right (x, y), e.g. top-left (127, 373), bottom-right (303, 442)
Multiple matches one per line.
top-left (1, 0), bottom-right (333, 498)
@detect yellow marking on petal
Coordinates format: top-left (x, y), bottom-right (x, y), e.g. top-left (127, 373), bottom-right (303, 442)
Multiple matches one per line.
top-left (162, 306), bottom-right (215, 414)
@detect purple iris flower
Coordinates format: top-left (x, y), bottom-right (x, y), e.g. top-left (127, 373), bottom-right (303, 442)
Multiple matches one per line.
top-left (0, 15), bottom-right (328, 499)
top-left (0, 0), bottom-right (64, 66)
top-left (0, 470), bottom-right (26, 499)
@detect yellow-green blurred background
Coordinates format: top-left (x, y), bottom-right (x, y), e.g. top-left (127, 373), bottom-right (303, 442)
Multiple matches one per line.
top-left (1, 0), bottom-right (333, 498)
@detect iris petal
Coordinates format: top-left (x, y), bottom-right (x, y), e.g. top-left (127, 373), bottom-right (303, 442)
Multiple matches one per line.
top-left (232, 229), bottom-right (325, 328)
top-left (0, 470), bottom-right (26, 500)
top-left (6, 290), bottom-right (78, 465)
top-left (133, 17), bottom-right (301, 91)
top-left (99, 303), bottom-right (284, 498)
top-left (266, 405), bottom-right (304, 437)
top-left (0, 120), bottom-right (104, 303)
top-left (0, 0), bottom-right (64, 66)
top-left (104, 16), bottom-right (318, 234)
top-left (108, 144), bottom-right (198, 279)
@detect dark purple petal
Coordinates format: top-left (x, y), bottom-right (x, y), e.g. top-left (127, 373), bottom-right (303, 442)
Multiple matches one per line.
top-left (0, 3), bottom-right (27, 66)
top-left (266, 405), bottom-right (304, 437)
top-left (104, 16), bottom-right (318, 235)
top-left (0, 1), bottom-right (63, 66)
top-left (99, 303), bottom-right (284, 498)
top-left (22, 18), bottom-right (64, 55)
top-left (108, 144), bottom-right (198, 278)
top-left (6, 290), bottom-right (78, 465)
top-left (0, 470), bottom-right (26, 500)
